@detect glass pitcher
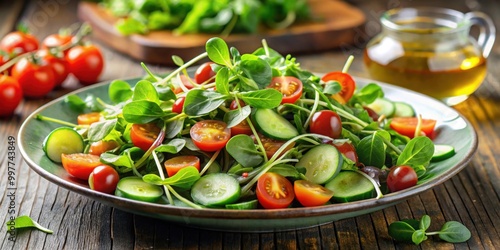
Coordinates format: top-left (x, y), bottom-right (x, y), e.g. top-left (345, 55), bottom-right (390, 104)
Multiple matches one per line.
top-left (364, 7), bottom-right (495, 106)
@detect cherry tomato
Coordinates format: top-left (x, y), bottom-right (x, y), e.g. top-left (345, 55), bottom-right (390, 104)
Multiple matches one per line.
top-left (0, 50), bottom-right (13, 74)
top-left (61, 153), bottom-right (104, 180)
top-left (77, 112), bottom-right (101, 125)
top-left (42, 33), bottom-right (73, 51)
top-left (330, 141), bottom-right (359, 165)
top-left (230, 119), bottom-right (253, 135)
top-left (229, 99), bottom-right (245, 110)
top-left (89, 140), bottom-right (120, 156)
top-left (0, 75), bottom-right (23, 117)
top-left (363, 106), bottom-right (380, 121)
top-left (172, 96), bottom-right (185, 114)
top-left (256, 172), bottom-right (294, 209)
top-left (171, 75), bottom-right (194, 94)
top-left (321, 72), bottom-right (356, 104)
top-left (267, 76), bottom-right (303, 104)
top-left (164, 155), bottom-right (200, 177)
top-left (190, 120), bottom-right (230, 152)
top-left (130, 123), bottom-right (161, 152)
top-left (88, 165), bottom-right (120, 194)
top-left (389, 117), bottom-right (437, 138)
top-left (0, 31), bottom-right (39, 54)
top-left (194, 62), bottom-right (216, 84)
top-left (386, 165), bottom-right (418, 192)
top-left (294, 180), bottom-right (334, 207)
top-left (66, 44), bottom-right (104, 85)
top-left (11, 57), bottom-right (55, 98)
top-left (251, 134), bottom-right (295, 159)
top-left (309, 110), bottom-right (343, 139)
top-left (38, 49), bottom-right (70, 86)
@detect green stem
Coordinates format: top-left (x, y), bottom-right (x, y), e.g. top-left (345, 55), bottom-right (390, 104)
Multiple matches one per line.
top-left (200, 150), bottom-right (220, 175)
top-left (303, 90), bottom-right (320, 131)
top-left (158, 52), bottom-right (208, 86)
top-left (356, 170), bottom-right (383, 199)
top-left (342, 55), bottom-right (355, 73)
top-left (152, 151), bottom-right (174, 205)
top-left (166, 185), bottom-right (203, 209)
top-left (35, 115), bottom-right (80, 127)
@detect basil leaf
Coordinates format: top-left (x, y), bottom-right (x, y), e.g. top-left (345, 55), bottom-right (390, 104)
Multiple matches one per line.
top-left (109, 80), bottom-right (133, 103)
top-left (206, 37), bottom-right (231, 66)
top-left (225, 135), bottom-right (263, 168)
top-left (396, 136), bottom-right (434, 167)
top-left (239, 89), bottom-right (282, 109)
top-left (184, 89), bottom-right (227, 116)
top-left (438, 221), bottom-right (471, 243)
top-left (357, 134), bottom-right (385, 168)
top-left (6, 215), bottom-right (53, 234)
top-left (123, 100), bottom-right (165, 124)
top-left (88, 119), bottom-right (117, 142)
top-left (224, 105), bottom-right (251, 128)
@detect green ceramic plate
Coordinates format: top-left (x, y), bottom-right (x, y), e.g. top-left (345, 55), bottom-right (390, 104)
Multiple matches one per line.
top-left (18, 77), bottom-right (477, 232)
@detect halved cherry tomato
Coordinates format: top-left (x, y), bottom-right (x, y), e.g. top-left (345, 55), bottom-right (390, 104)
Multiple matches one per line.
top-left (66, 44), bottom-right (104, 85)
top-left (330, 141), bottom-right (359, 165)
top-left (77, 112), bottom-right (101, 125)
top-left (0, 75), bottom-right (23, 117)
top-left (294, 180), bottom-right (334, 207)
top-left (389, 117), bottom-right (437, 138)
top-left (256, 172), bottom-right (294, 209)
top-left (172, 96), bottom-right (185, 114)
top-left (130, 123), bottom-right (161, 151)
top-left (11, 57), bottom-right (55, 98)
top-left (194, 62), bottom-right (216, 84)
top-left (0, 30), bottom-right (39, 54)
top-left (171, 74), bottom-right (194, 94)
top-left (251, 134), bottom-right (295, 159)
top-left (88, 165), bottom-right (119, 194)
top-left (267, 76), bottom-right (303, 104)
top-left (38, 49), bottom-right (70, 86)
top-left (61, 153), bottom-right (105, 180)
top-left (190, 120), bottom-right (230, 152)
top-left (309, 110), bottom-right (343, 139)
top-left (164, 155), bottom-right (200, 177)
top-left (386, 165), bottom-right (418, 192)
top-left (89, 140), bottom-right (120, 156)
top-left (321, 72), bottom-right (355, 104)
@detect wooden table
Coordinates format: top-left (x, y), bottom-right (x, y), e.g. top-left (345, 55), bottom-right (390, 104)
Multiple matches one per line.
top-left (1, 0), bottom-right (499, 249)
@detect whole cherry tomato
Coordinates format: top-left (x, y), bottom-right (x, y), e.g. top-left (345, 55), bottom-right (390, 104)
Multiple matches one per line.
top-left (42, 33), bottom-right (73, 51)
top-left (172, 96), bottom-right (185, 114)
top-left (0, 30), bottom-right (39, 54)
top-left (38, 49), bottom-right (70, 86)
top-left (66, 44), bottom-right (104, 85)
top-left (330, 141), bottom-right (359, 165)
top-left (386, 165), bottom-right (418, 192)
top-left (88, 165), bottom-right (120, 194)
top-left (0, 75), bottom-right (23, 116)
top-left (309, 110), bottom-right (343, 139)
top-left (11, 57), bottom-right (55, 98)
top-left (194, 62), bottom-right (216, 84)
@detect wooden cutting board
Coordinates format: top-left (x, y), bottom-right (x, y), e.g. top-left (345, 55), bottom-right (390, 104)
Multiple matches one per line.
top-left (78, 0), bottom-right (366, 66)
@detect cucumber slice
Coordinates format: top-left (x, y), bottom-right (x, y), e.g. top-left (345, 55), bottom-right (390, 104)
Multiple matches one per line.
top-left (393, 101), bottom-right (415, 117)
top-left (431, 144), bottom-right (455, 162)
top-left (295, 144), bottom-right (342, 184)
top-left (115, 177), bottom-right (163, 203)
top-left (366, 98), bottom-right (395, 118)
top-left (191, 173), bottom-right (241, 207)
top-left (225, 199), bottom-right (258, 210)
top-left (43, 127), bottom-right (84, 163)
top-left (325, 171), bottom-right (375, 202)
top-left (252, 108), bottom-right (299, 140)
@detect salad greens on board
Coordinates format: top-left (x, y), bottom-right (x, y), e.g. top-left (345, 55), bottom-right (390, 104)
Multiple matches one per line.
top-left (37, 37), bottom-right (455, 210)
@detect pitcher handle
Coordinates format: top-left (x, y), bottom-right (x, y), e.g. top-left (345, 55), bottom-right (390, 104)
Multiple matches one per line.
top-left (465, 11), bottom-right (496, 58)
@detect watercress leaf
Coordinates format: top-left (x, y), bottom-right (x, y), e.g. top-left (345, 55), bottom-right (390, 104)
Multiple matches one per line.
top-left (353, 83), bottom-right (383, 104)
top-left (143, 166), bottom-right (200, 189)
top-left (269, 164), bottom-right (302, 179)
top-left (64, 94), bottom-right (86, 112)
top-left (155, 138), bottom-right (186, 153)
top-left (184, 89), bottom-right (227, 116)
top-left (84, 94), bottom-right (105, 112)
top-left (240, 54), bottom-right (272, 89)
top-left (165, 117), bottom-right (185, 138)
top-left (215, 67), bottom-right (230, 95)
top-left (5, 215), bottom-right (53, 234)
top-left (109, 79), bottom-right (133, 103)
top-left (142, 174), bottom-right (163, 185)
top-left (412, 229), bottom-right (428, 245)
top-left (133, 80), bottom-right (159, 103)
top-left (238, 75), bottom-right (260, 90)
top-left (438, 221), bottom-right (471, 243)
top-left (224, 105), bottom-right (251, 128)
top-left (323, 81), bottom-right (341, 95)
top-left (396, 136), bottom-right (434, 167)
top-left (401, 219), bottom-right (420, 231)
top-left (239, 89), bottom-right (282, 109)
top-left (156, 84), bottom-right (176, 101)
top-left (357, 134), bottom-right (385, 168)
top-left (230, 47), bottom-right (241, 63)
top-left (101, 152), bottom-right (134, 169)
top-left (388, 221), bottom-right (417, 242)
top-left (172, 55), bottom-right (184, 66)
top-left (206, 37), bottom-right (232, 67)
top-left (226, 135), bottom-right (263, 168)
top-left (419, 215), bottom-right (431, 231)
top-left (88, 119), bottom-right (117, 142)
top-left (123, 100), bottom-right (165, 124)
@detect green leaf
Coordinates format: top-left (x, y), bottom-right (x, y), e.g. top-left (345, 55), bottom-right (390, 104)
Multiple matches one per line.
top-left (239, 89), bottom-right (282, 109)
top-left (133, 80), bottom-right (159, 103)
top-left (357, 134), bottom-right (385, 168)
top-left (184, 89), bottom-right (227, 116)
top-left (206, 37), bottom-right (232, 66)
top-left (396, 136), bottom-right (434, 167)
top-left (269, 164), bottom-right (302, 179)
top-left (165, 118), bottom-right (184, 139)
top-left (143, 166), bottom-right (200, 189)
top-left (240, 54), bottom-right (272, 89)
top-left (323, 81), bottom-right (341, 95)
top-left (224, 105), bottom-right (251, 128)
top-left (352, 83), bottom-right (383, 104)
top-left (412, 229), bottom-right (428, 245)
top-left (438, 221), bottom-right (471, 243)
top-left (215, 67), bottom-right (230, 95)
top-left (87, 119), bottom-right (117, 142)
top-left (225, 135), bottom-right (263, 168)
top-left (419, 215), bottom-right (431, 231)
top-left (64, 94), bottom-right (86, 112)
top-left (6, 215), bottom-right (53, 234)
top-left (123, 100), bottom-right (165, 124)
top-left (155, 139), bottom-right (186, 154)
top-left (109, 80), bottom-right (133, 103)
top-left (388, 221), bottom-right (417, 242)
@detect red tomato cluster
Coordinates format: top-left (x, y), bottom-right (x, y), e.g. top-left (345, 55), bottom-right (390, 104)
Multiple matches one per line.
top-left (0, 27), bottom-right (104, 117)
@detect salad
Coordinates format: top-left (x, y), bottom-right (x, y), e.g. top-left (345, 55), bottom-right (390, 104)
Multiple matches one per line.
top-left (37, 37), bottom-right (455, 209)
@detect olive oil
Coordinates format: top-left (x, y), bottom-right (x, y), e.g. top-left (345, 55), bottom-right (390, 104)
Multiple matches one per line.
top-left (364, 45), bottom-right (487, 100)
